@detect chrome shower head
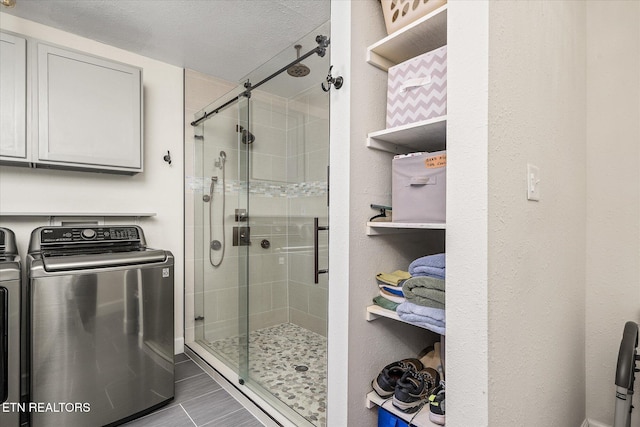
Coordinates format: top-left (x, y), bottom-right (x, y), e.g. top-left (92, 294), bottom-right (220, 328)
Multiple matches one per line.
top-left (236, 125), bottom-right (255, 144)
top-left (287, 45), bottom-right (310, 78)
top-left (219, 151), bottom-right (226, 163)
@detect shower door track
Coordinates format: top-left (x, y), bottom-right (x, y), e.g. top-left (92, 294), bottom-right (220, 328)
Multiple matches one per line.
top-left (190, 35), bottom-right (330, 127)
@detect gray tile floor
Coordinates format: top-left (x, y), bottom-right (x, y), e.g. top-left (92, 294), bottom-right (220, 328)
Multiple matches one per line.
top-left (122, 353), bottom-right (264, 427)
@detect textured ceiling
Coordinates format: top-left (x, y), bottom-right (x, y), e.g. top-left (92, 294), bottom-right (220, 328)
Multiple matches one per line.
top-left (2, 0), bottom-right (331, 85)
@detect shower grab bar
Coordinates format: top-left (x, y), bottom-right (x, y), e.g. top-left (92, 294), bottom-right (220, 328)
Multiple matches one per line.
top-left (314, 217), bottom-right (328, 284)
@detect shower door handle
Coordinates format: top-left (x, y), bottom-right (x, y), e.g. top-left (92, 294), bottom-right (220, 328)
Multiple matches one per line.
top-left (314, 217), bottom-right (328, 284)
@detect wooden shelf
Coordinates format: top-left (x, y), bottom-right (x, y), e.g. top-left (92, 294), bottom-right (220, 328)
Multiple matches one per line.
top-left (367, 4), bottom-right (447, 71)
top-left (367, 116), bottom-right (446, 154)
top-left (367, 222), bottom-right (445, 235)
top-left (366, 391), bottom-right (436, 426)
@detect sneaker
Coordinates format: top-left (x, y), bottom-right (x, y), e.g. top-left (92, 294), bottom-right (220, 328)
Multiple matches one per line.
top-left (392, 367), bottom-right (440, 413)
top-left (371, 358), bottom-right (424, 398)
top-left (429, 381), bottom-right (445, 425)
top-left (419, 342), bottom-right (444, 379)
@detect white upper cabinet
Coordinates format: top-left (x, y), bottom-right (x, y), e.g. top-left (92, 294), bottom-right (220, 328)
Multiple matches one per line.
top-left (0, 32), bottom-right (143, 174)
top-left (0, 32), bottom-right (27, 160)
top-left (36, 43), bottom-right (143, 173)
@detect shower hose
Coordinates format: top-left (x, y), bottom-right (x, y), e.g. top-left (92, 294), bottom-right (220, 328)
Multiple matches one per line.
top-left (209, 162), bottom-right (225, 268)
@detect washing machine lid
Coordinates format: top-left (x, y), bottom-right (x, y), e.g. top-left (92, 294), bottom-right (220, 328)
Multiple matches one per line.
top-left (41, 249), bottom-right (167, 272)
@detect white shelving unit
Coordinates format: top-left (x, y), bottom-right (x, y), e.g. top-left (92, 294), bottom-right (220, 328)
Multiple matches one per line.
top-left (366, 305), bottom-right (445, 335)
top-left (366, 391), bottom-right (437, 426)
top-left (364, 6), bottom-right (448, 426)
top-left (367, 116), bottom-right (447, 154)
top-left (366, 221), bottom-right (445, 236)
top-left (366, 4), bottom-right (447, 71)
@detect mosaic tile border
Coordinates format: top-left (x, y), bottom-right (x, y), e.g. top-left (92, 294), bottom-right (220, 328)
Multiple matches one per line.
top-left (186, 176), bottom-right (327, 198)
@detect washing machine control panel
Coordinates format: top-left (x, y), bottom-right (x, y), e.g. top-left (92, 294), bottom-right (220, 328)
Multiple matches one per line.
top-left (40, 226), bottom-right (141, 244)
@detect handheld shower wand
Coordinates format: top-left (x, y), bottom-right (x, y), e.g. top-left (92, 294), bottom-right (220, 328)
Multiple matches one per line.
top-left (209, 150), bottom-right (227, 267)
top-left (203, 151), bottom-right (226, 203)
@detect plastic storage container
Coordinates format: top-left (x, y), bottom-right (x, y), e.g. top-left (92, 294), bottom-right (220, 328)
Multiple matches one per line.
top-left (392, 151), bottom-right (446, 223)
top-left (378, 406), bottom-right (410, 427)
top-left (387, 45), bottom-right (447, 129)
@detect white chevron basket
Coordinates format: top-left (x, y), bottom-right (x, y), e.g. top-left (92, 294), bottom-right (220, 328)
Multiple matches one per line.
top-left (386, 45), bottom-right (447, 128)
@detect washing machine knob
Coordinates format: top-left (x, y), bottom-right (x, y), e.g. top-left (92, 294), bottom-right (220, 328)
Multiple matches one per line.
top-left (81, 229), bottom-right (96, 239)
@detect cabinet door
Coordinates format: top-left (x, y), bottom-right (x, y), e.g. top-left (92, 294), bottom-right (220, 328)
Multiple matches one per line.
top-left (37, 43), bottom-right (142, 172)
top-left (0, 32), bottom-right (27, 160)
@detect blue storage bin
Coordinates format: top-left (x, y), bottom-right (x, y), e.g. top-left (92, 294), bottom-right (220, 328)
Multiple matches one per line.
top-left (378, 406), bottom-right (410, 427)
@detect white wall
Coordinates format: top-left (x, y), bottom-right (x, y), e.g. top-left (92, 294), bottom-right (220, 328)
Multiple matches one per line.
top-left (586, 2), bottom-right (640, 426)
top-left (446, 1), bottom-right (490, 425)
top-left (487, 2), bottom-right (587, 426)
top-left (0, 13), bottom-right (185, 353)
top-left (327, 1), bottom-right (350, 424)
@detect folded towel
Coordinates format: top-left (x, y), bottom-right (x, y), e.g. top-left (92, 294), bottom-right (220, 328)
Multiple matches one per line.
top-left (373, 295), bottom-right (400, 311)
top-left (379, 289), bottom-right (405, 304)
top-left (409, 254), bottom-right (446, 279)
top-left (402, 276), bottom-right (445, 309)
top-left (376, 277), bottom-right (408, 288)
top-left (409, 253), bottom-right (446, 269)
top-left (378, 285), bottom-right (404, 297)
top-left (376, 270), bottom-right (411, 286)
top-left (397, 302), bottom-right (446, 335)
top-left (404, 276), bottom-right (445, 292)
top-left (410, 266), bottom-right (446, 280)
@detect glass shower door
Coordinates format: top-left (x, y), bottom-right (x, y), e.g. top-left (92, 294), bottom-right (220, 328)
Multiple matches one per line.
top-left (237, 85), bottom-right (330, 426)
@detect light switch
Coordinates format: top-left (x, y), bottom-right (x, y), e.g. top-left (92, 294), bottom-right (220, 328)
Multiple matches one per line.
top-left (527, 164), bottom-right (540, 201)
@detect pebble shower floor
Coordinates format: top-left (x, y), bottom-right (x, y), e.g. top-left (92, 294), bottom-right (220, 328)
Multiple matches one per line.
top-left (204, 323), bottom-right (327, 426)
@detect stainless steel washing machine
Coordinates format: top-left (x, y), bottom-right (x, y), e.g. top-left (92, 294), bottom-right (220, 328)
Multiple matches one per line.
top-left (27, 225), bottom-right (174, 427)
top-left (0, 227), bottom-right (21, 427)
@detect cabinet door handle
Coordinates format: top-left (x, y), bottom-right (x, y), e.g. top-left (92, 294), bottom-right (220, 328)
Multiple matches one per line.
top-left (314, 217), bottom-right (329, 284)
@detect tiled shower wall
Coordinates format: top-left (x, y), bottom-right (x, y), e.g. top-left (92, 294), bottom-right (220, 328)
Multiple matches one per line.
top-left (286, 87), bottom-right (329, 337)
top-left (184, 69), bottom-right (236, 345)
top-left (184, 69), bottom-right (329, 346)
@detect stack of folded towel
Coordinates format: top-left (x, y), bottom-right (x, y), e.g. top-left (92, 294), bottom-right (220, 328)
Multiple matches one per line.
top-left (408, 252), bottom-right (445, 279)
top-left (398, 253), bottom-right (446, 335)
top-left (373, 270), bottom-right (411, 310)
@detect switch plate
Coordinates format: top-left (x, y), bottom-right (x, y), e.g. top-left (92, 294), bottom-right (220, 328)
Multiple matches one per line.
top-left (527, 164), bottom-right (540, 201)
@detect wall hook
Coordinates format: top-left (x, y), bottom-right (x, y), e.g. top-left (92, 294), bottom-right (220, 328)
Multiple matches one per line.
top-left (163, 150), bottom-right (172, 165)
top-left (321, 65), bottom-right (343, 92)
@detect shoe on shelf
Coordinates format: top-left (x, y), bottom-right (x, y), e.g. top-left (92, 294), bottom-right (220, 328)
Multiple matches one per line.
top-left (392, 367), bottom-right (440, 413)
top-left (371, 358), bottom-right (424, 398)
top-left (419, 341), bottom-right (444, 379)
top-left (428, 380), bottom-right (445, 425)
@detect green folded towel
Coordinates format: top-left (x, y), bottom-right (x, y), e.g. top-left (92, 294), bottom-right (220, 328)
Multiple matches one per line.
top-left (373, 295), bottom-right (400, 311)
top-left (402, 276), bottom-right (446, 309)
